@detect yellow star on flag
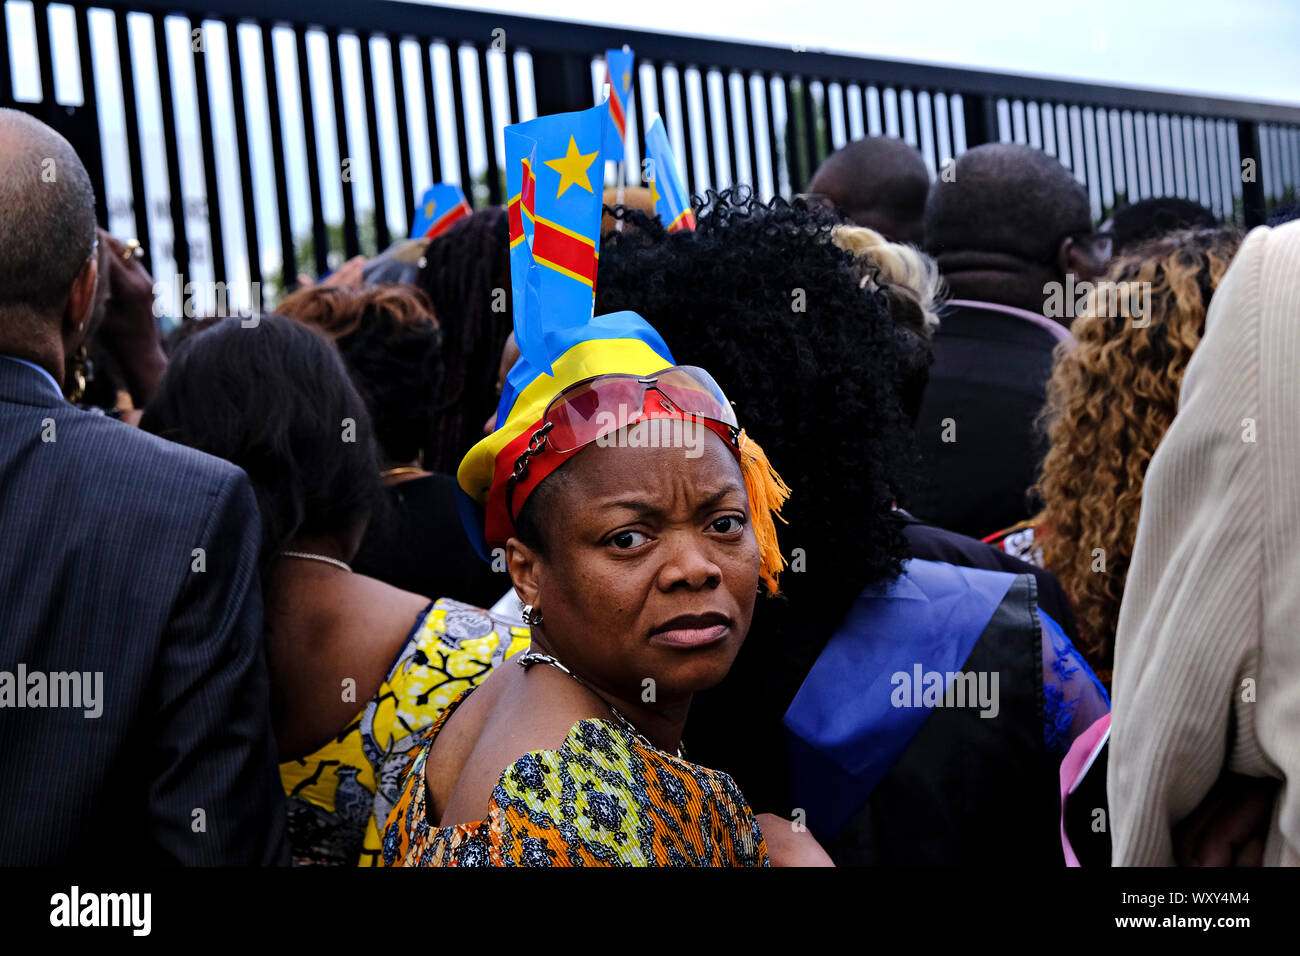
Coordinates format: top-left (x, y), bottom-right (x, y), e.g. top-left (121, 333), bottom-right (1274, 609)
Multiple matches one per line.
top-left (545, 136), bottom-right (599, 198)
top-left (649, 178), bottom-right (661, 206)
top-left (424, 200), bottom-right (436, 218)
top-left (622, 71), bottom-right (631, 90)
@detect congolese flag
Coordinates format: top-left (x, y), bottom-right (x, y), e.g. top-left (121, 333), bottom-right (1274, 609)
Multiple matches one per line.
top-left (602, 46), bottom-right (635, 163)
top-left (644, 114), bottom-right (696, 232)
top-left (502, 102), bottom-right (610, 375)
top-left (409, 182), bottom-right (472, 240)
top-left (504, 126), bottom-right (540, 368)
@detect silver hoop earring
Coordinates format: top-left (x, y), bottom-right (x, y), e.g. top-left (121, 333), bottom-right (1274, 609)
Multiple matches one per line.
top-left (521, 604), bottom-right (543, 627)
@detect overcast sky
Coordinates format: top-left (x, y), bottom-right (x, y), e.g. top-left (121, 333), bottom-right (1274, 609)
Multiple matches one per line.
top-left (5, 0), bottom-right (1296, 305)
top-left (425, 0), bottom-right (1300, 106)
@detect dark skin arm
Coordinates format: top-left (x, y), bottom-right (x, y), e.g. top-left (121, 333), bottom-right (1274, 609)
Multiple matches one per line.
top-left (90, 231), bottom-right (167, 406)
top-left (295, 254), bottom-right (367, 291)
top-left (1175, 772), bottom-right (1279, 866)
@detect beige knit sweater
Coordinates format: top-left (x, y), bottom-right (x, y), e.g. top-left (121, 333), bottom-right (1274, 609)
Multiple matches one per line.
top-left (1109, 220), bottom-right (1300, 866)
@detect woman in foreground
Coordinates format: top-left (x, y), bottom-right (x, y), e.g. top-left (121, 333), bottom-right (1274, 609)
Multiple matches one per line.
top-left (381, 310), bottom-right (829, 866)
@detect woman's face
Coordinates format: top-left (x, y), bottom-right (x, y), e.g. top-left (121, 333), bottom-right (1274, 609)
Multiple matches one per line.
top-left (509, 420), bottom-right (760, 706)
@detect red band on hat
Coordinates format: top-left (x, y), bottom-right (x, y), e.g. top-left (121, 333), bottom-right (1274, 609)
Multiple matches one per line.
top-left (482, 402), bottom-right (739, 548)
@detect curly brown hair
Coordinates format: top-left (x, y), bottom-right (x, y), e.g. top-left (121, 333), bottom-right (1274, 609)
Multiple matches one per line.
top-left (275, 284), bottom-right (436, 340)
top-left (1034, 227), bottom-right (1243, 675)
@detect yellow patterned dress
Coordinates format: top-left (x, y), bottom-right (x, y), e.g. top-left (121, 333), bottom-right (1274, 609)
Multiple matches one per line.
top-left (278, 598), bottom-right (530, 866)
top-left (380, 687), bottom-right (770, 867)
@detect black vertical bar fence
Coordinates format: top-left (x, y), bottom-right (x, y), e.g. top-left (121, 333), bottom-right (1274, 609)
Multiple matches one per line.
top-left (448, 44), bottom-right (473, 198)
top-left (112, 8), bottom-right (153, 271)
top-left (417, 37), bottom-right (443, 188)
top-left (629, 59), bottom-right (647, 168)
top-left (226, 20), bottom-right (262, 288)
top-left (153, 13), bottom-right (188, 282)
top-left (191, 19), bottom-right (226, 283)
top-left (326, 29), bottom-right (359, 260)
top-left (75, 5), bottom-right (109, 226)
top-left (358, 33), bottom-right (389, 250)
top-left (2, 0), bottom-right (1299, 302)
top-left (294, 27), bottom-right (327, 276)
top-left (389, 35), bottom-right (415, 232)
top-left (262, 22), bottom-right (296, 288)
top-left (783, 76), bottom-right (802, 192)
top-left (475, 43), bottom-right (500, 206)
top-left (673, 66), bottom-right (696, 198)
top-left (698, 67), bottom-right (718, 189)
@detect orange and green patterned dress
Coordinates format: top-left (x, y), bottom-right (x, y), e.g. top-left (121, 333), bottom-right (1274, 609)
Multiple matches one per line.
top-left (380, 687), bottom-right (769, 867)
top-left (279, 598), bottom-right (530, 866)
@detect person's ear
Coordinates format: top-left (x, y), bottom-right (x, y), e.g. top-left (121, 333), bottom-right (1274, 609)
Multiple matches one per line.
top-left (63, 253), bottom-right (99, 344)
top-left (505, 536), bottom-right (543, 610)
top-left (1057, 235), bottom-right (1100, 284)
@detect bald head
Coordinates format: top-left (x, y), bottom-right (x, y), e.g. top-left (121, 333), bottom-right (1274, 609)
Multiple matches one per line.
top-left (0, 109), bottom-right (97, 318)
top-left (808, 137), bottom-right (930, 244)
top-left (923, 143), bottom-right (1091, 264)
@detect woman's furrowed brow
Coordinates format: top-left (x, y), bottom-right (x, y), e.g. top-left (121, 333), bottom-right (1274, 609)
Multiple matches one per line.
top-left (693, 485), bottom-right (747, 513)
top-left (593, 484), bottom-right (746, 517)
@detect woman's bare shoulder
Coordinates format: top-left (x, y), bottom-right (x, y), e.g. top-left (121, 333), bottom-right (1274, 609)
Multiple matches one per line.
top-left (430, 664), bottom-right (611, 826)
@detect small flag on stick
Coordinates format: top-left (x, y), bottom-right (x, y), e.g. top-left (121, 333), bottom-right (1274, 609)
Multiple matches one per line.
top-left (409, 183), bottom-right (472, 240)
top-left (644, 114), bottom-right (696, 232)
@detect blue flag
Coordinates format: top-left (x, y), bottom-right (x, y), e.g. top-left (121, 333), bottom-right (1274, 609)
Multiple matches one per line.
top-left (409, 182), bottom-right (471, 239)
top-left (601, 47), bottom-right (635, 164)
top-left (645, 114), bottom-right (696, 232)
top-left (504, 101), bottom-right (610, 374)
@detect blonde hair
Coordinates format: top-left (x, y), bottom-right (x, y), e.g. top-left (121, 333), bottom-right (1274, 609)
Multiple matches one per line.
top-left (832, 224), bottom-right (944, 338)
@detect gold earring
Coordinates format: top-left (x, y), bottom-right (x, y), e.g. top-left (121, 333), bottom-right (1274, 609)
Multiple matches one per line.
top-left (66, 344), bottom-right (89, 404)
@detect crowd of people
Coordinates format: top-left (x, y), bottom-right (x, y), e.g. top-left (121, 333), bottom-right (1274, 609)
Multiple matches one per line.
top-left (2, 100), bottom-right (1298, 867)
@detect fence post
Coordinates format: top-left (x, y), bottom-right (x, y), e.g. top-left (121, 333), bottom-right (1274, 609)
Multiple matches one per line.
top-left (1237, 120), bottom-right (1266, 227)
top-left (530, 50), bottom-right (592, 118)
top-left (962, 91), bottom-right (999, 149)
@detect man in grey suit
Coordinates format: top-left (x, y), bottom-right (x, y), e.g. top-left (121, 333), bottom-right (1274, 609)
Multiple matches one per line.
top-left (0, 108), bottom-right (287, 864)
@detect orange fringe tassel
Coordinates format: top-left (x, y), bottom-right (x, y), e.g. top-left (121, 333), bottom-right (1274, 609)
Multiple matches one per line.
top-left (737, 429), bottom-right (791, 595)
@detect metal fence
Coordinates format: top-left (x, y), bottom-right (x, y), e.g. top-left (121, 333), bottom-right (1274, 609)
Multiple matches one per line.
top-left (3, 0), bottom-right (1299, 306)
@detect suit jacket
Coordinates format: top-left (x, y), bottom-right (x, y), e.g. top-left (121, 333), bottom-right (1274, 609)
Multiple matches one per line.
top-left (0, 356), bottom-right (288, 865)
top-left (912, 300), bottom-right (1071, 539)
top-left (1110, 221), bottom-right (1300, 866)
